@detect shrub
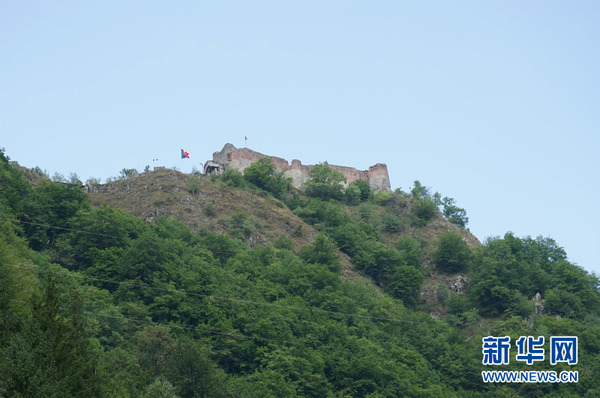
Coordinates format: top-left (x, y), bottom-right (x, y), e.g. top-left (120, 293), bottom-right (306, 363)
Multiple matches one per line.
top-left (243, 157), bottom-right (290, 197)
top-left (344, 184), bottom-right (361, 205)
top-left (387, 265), bottom-right (423, 307)
top-left (353, 179), bottom-right (372, 201)
top-left (304, 162), bottom-right (346, 200)
top-left (381, 212), bottom-right (402, 233)
top-left (221, 168), bottom-right (244, 187)
top-left (373, 191), bottom-right (393, 205)
top-left (433, 232), bottom-right (472, 273)
top-left (202, 201), bottom-right (215, 216)
top-left (396, 237), bottom-right (422, 268)
top-left (227, 212), bottom-right (260, 240)
top-left (273, 236), bottom-right (294, 251)
top-left (299, 233), bottom-right (340, 272)
top-left (441, 197), bottom-right (469, 228)
top-left (187, 176), bottom-right (200, 194)
top-left (412, 197), bottom-right (437, 225)
top-left (411, 180), bottom-right (430, 198)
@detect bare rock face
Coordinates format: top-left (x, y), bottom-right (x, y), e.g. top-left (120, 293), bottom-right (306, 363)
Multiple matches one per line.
top-left (449, 275), bottom-right (470, 294)
top-left (533, 292), bottom-right (544, 315)
top-left (209, 143), bottom-right (392, 192)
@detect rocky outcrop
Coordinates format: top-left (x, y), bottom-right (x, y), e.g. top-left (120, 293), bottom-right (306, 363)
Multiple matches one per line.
top-left (209, 143), bottom-right (391, 192)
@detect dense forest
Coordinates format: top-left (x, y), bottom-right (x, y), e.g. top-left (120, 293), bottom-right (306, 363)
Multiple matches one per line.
top-left (1, 148), bottom-right (600, 397)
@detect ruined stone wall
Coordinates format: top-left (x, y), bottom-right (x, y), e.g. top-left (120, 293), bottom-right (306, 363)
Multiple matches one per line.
top-left (211, 143), bottom-right (391, 192)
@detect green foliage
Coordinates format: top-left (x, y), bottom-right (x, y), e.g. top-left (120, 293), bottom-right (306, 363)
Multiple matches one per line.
top-left (227, 212), bottom-right (260, 240)
top-left (304, 162), bottom-right (346, 200)
top-left (186, 176), bottom-right (200, 194)
top-left (119, 168), bottom-right (136, 179)
top-left (344, 183), bottom-right (361, 205)
top-left (202, 201), bottom-right (215, 216)
top-left (352, 179), bottom-right (372, 201)
top-left (396, 237), bottom-right (422, 268)
top-left (412, 197), bottom-right (438, 225)
top-left (221, 168), bottom-right (244, 187)
top-left (387, 265), bottom-right (424, 307)
top-left (33, 165), bottom-right (50, 178)
top-left (299, 233), bottom-right (340, 271)
top-left (140, 377), bottom-right (178, 398)
top-left (273, 236), bottom-right (293, 251)
top-left (433, 232), bottom-right (472, 273)
top-left (381, 212), bottom-right (402, 233)
top-left (545, 288), bottom-right (583, 318)
top-left (373, 190), bottom-right (393, 205)
top-left (23, 179), bottom-right (91, 251)
top-left (411, 180), bottom-right (430, 198)
top-left (468, 233), bottom-right (600, 319)
top-left (441, 196), bottom-right (469, 228)
top-left (4, 150), bottom-right (600, 396)
top-left (243, 157), bottom-right (290, 198)
top-left (345, 180), bottom-right (371, 205)
top-left (0, 275), bottom-right (101, 396)
top-left (436, 282), bottom-right (449, 303)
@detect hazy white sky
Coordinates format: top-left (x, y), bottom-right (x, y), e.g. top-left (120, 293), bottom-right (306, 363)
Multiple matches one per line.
top-left (2, 1), bottom-right (599, 274)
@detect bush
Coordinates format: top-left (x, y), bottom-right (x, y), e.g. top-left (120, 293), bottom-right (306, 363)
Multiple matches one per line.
top-left (433, 232), bottom-right (472, 273)
top-left (412, 197), bottom-right (438, 225)
top-left (187, 176), bottom-right (200, 194)
top-left (344, 184), bottom-right (361, 205)
top-left (381, 212), bottom-right (402, 233)
top-left (221, 168), bottom-right (244, 187)
top-left (387, 265), bottom-right (423, 307)
top-left (243, 157), bottom-right (290, 198)
top-left (227, 212), bottom-right (260, 240)
top-left (348, 180), bottom-right (371, 202)
top-left (273, 236), bottom-right (294, 251)
top-left (304, 162), bottom-right (346, 200)
top-left (299, 233), bottom-right (340, 272)
top-left (441, 197), bottom-right (469, 228)
top-left (396, 237), bottom-right (422, 268)
top-left (202, 201), bottom-right (215, 216)
top-left (373, 191), bottom-right (393, 206)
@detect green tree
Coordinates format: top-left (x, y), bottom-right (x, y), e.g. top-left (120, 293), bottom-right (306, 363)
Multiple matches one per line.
top-left (304, 162), bottom-right (346, 200)
top-left (387, 265), bottom-right (424, 307)
top-left (221, 168), bottom-right (244, 187)
top-left (344, 183), bottom-right (361, 205)
top-left (187, 176), bottom-right (200, 194)
top-left (411, 180), bottom-right (430, 198)
top-left (441, 196), bottom-right (469, 228)
top-left (1, 276), bottom-right (101, 396)
top-left (243, 157), bottom-right (290, 197)
top-left (412, 197), bottom-right (438, 225)
top-left (119, 168), bottom-right (136, 179)
top-left (299, 233), bottom-right (340, 271)
top-left (433, 232), bottom-right (472, 273)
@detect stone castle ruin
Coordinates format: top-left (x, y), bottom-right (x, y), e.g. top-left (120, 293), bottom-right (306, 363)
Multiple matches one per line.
top-left (204, 143), bottom-right (391, 192)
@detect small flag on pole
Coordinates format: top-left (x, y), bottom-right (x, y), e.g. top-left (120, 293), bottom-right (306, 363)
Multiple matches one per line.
top-left (181, 149), bottom-right (190, 159)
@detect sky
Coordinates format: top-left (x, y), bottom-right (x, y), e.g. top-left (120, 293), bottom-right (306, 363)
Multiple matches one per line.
top-left (2, 1), bottom-right (599, 275)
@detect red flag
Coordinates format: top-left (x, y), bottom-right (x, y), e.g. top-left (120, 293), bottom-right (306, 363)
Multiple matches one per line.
top-left (181, 149), bottom-right (190, 159)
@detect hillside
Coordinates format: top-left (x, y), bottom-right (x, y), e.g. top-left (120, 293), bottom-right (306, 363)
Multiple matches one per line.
top-left (85, 167), bottom-right (479, 300)
top-left (87, 168), bottom-right (317, 249)
top-left (2, 148), bottom-right (600, 397)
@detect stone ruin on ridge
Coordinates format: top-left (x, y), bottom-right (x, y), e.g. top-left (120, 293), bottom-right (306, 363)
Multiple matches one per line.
top-left (204, 143), bottom-right (391, 192)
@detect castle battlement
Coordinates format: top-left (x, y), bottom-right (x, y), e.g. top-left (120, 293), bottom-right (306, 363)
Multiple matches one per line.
top-left (206, 143), bottom-right (391, 192)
